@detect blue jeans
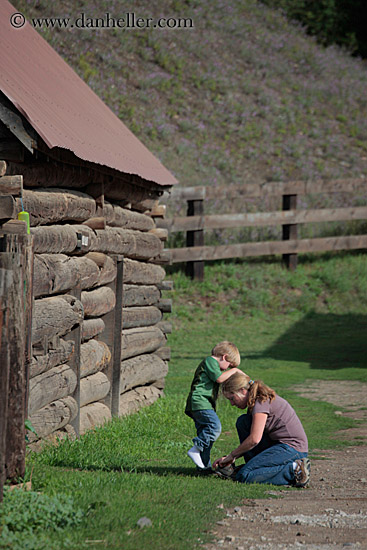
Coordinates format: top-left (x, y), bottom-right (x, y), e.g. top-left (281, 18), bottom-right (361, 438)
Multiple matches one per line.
top-left (235, 413), bottom-right (308, 485)
top-left (192, 409), bottom-right (222, 468)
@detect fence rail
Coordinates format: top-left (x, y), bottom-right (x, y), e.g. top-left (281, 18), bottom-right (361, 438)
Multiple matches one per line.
top-left (171, 235), bottom-right (367, 262)
top-left (166, 178), bottom-right (367, 200)
top-left (159, 178), bottom-right (367, 279)
top-left (162, 206), bottom-right (367, 232)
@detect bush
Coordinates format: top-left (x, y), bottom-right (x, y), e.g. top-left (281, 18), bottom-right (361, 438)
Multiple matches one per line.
top-left (261, 0), bottom-right (367, 57)
top-left (0, 488), bottom-right (83, 549)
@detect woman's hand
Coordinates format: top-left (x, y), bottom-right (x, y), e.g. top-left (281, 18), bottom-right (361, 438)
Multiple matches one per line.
top-left (212, 457), bottom-right (225, 469)
top-left (213, 452), bottom-right (235, 469)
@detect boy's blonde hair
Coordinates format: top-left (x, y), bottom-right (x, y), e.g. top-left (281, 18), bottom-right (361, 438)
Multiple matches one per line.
top-left (211, 341), bottom-right (240, 367)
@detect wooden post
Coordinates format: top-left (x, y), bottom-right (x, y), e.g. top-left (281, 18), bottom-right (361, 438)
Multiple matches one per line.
top-left (282, 194), bottom-right (298, 270)
top-left (0, 252), bottom-right (11, 500)
top-left (65, 286), bottom-right (81, 437)
top-left (100, 256), bottom-right (123, 417)
top-left (24, 239), bottom-right (34, 421)
top-left (0, 234), bottom-right (32, 484)
top-left (111, 257), bottom-right (123, 416)
top-left (185, 198), bottom-right (204, 281)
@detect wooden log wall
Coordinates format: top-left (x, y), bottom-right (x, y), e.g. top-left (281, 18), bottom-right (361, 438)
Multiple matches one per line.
top-left (0, 159), bottom-right (172, 447)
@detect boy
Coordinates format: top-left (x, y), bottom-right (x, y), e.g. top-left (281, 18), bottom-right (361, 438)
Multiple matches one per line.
top-left (185, 341), bottom-right (242, 471)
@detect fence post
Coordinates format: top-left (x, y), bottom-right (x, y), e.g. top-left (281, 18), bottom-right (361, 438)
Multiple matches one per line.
top-left (185, 198), bottom-right (204, 281)
top-left (282, 194), bottom-right (298, 270)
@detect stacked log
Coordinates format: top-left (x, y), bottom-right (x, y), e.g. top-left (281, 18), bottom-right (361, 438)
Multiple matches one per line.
top-left (15, 189), bottom-right (96, 226)
top-left (28, 396), bottom-right (78, 441)
top-left (32, 295), bottom-right (84, 345)
top-left (119, 386), bottom-right (163, 417)
top-left (80, 340), bottom-right (111, 378)
top-left (120, 354), bottom-right (168, 394)
top-left (120, 326), bottom-right (166, 360)
top-left (31, 339), bottom-right (74, 378)
top-left (29, 365), bottom-right (77, 414)
top-left (0, 172), bottom-right (172, 446)
top-left (81, 287), bottom-right (116, 317)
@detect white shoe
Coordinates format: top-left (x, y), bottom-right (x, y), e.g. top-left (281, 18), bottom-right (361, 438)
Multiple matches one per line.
top-left (187, 445), bottom-right (205, 469)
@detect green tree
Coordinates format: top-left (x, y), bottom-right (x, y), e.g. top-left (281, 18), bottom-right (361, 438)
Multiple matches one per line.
top-left (261, 0), bottom-right (367, 57)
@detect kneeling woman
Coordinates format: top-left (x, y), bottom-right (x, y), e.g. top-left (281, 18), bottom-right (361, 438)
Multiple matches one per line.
top-left (213, 372), bottom-right (310, 487)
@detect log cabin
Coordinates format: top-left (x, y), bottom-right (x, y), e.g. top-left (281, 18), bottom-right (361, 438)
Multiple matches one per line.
top-left (0, 0), bottom-right (176, 449)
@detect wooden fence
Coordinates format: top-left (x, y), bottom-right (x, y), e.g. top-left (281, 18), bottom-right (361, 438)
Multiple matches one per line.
top-left (158, 178), bottom-right (367, 280)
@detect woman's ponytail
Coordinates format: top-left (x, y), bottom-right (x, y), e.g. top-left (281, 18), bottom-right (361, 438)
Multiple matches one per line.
top-left (222, 373), bottom-right (276, 412)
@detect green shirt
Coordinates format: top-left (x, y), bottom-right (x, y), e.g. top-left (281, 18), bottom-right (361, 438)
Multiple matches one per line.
top-left (185, 356), bottom-right (223, 417)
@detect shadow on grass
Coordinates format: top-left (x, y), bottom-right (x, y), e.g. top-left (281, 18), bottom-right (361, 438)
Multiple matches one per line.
top-left (256, 311), bottom-right (367, 369)
top-left (126, 465), bottom-right (211, 477)
top-left (58, 463), bottom-right (207, 478)
top-left (172, 312), bottom-right (367, 372)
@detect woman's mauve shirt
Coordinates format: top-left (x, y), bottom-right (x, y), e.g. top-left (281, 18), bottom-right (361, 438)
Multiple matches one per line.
top-left (252, 395), bottom-right (308, 452)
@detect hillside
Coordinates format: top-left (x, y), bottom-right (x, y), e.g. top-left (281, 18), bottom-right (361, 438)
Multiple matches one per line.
top-left (11, 0), bottom-right (367, 189)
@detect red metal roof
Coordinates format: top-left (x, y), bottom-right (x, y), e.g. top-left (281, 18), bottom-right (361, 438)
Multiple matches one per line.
top-left (0, 1), bottom-right (177, 186)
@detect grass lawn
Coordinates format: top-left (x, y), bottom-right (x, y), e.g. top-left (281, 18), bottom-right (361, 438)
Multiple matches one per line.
top-left (1, 252), bottom-right (366, 550)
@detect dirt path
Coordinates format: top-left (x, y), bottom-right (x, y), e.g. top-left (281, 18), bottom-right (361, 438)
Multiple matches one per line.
top-left (205, 381), bottom-right (367, 550)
